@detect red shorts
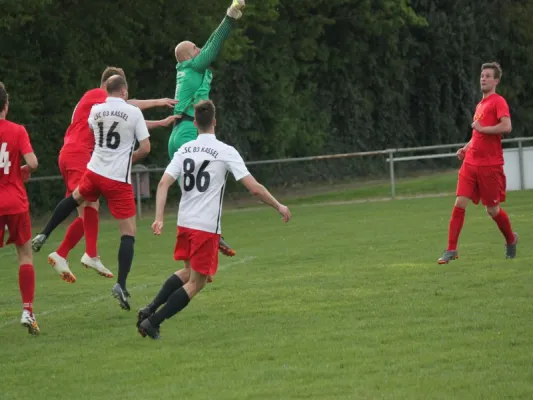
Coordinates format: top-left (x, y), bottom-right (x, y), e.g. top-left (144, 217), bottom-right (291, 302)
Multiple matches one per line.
top-left (0, 212), bottom-right (32, 248)
top-left (456, 163), bottom-right (506, 206)
top-left (174, 226), bottom-right (220, 276)
top-left (59, 151), bottom-right (91, 197)
top-left (78, 170), bottom-right (136, 219)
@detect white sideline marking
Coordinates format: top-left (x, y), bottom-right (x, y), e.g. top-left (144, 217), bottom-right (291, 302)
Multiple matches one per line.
top-left (1, 256), bottom-right (257, 328)
top-left (224, 192), bottom-right (455, 214)
top-left (0, 283), bottom-right (155, 328)
top-left (219, 255), bottom-right (257, 271)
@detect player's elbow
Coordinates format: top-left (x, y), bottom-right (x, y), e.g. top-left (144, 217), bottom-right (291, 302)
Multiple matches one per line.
top-left (158, 174), bottom-right (175, 190)
top-left (138, 140), bottom-right (151, 157)
top-left (28, 159), bottom-right (38, 171)
top-left (25, 153), bottom-right (38, 171)
top-left (248, 183), bottom-right (264, 197)
top-left (504, 121), bottom-right (512, 134)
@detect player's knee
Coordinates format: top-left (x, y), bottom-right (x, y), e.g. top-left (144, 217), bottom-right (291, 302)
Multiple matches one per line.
top-left (454, 196), bottom-right (469, 209)
top-left (176, 268), bottom-right (190, 283)
top-left (86, 200), bottom-right (99, 211)
top-left (486, 206), bottom-right (500, 218)
top-left (77, 200), bottom-right (99, 215)
top-left (72, 188), bottom-right (84, 203)
top-left (118, 217), bottom-right (136, 236)
top-left (187, 274), bottom-right (207, 295)
top-left (16, 241), bottom-right (33, 266)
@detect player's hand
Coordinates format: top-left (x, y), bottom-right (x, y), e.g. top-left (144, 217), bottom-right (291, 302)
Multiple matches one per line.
top-left (456, 148), bottom-right (466, 161)
top-left (227, 0), bottom-right (245, 19)
top-left (21, 165), bottom-right (31, 182)
top-left (159, 115), bottom-right (182, 127)
top-left (152, 220), bottom-right (164, 235)
top-left (232, 0), bottom-right (245, 10)
top-left (157, 98), bottom-right (178, 108)
top-left (277, 204), bottom-right (291, 223)
top-left (471, 120), bottom-right (484, 132)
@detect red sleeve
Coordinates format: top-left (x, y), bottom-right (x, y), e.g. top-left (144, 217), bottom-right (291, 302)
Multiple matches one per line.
top-left (496, 96), bottom-right (510, 120)
top-left (92, 89), bottom-right (107, 104)
top-left (18, 126), bottom-right (33, 155)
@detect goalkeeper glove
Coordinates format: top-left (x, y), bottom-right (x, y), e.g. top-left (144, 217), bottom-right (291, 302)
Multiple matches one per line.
top-left (227, 0), bottom-right (245, 19)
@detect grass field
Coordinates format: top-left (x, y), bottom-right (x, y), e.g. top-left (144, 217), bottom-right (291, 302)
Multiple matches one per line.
top-left (1, 182), bottom-right (533, 399)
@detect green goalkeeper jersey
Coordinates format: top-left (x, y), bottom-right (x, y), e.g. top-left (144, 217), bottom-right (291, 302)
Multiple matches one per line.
top-left (173, 16), bottom-right (234, 117)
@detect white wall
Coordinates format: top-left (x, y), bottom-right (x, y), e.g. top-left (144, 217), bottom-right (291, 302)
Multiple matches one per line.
top-left (503, 146), bottom-right (533, 191)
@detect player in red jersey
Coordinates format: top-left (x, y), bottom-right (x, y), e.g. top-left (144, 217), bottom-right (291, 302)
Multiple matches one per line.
top-left (32, 66), bottom-right (179, 282)
top-left (0, 82), bottom-right (40, 334)
top-left (438, 62), bottom-right (518, 264)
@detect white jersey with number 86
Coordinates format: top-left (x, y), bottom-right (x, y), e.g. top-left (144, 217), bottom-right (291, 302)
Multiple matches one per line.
top-left (165, 134), bottom-right (250, 234)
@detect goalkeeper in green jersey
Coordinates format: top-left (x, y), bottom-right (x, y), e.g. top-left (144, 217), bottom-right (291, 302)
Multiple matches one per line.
top-left (169, 0), bottom-right (245, 258)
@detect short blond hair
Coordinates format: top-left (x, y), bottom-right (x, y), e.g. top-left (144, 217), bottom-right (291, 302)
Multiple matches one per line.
top-left (101, 66), bottom-right (126, 85)
top-left (481, 62), bottom-right (502, 79)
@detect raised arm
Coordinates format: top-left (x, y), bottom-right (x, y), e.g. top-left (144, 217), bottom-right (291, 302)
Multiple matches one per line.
top-left (146, 115), bottom-right (182, 130)
top-left (128, 98), bottom-right (178, 111)
top-left (189, 13), bottom-right (238, 72)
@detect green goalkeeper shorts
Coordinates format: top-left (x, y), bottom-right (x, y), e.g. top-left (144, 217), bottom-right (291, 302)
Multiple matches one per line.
top-left (168, 120), bottom-right (198, 160)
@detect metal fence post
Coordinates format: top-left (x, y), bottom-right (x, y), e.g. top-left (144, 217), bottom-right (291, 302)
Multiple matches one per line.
top-left (388, 150), bottom-right (396, 199)
top-left (518, 139), bottom-right (525, 190)
top-left (135, 171), bottom-right (142, 219)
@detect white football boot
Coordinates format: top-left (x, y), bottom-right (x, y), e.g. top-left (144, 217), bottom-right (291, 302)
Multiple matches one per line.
top-left (81, 253), bottom-right (113, 278)
top-left (20, 309), bottom-right (40, 335)
top-left (47, 252), bottom-right (77, 283)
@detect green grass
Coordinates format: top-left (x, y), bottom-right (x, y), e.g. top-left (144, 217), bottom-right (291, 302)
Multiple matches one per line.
top-left (223, 171), bottom-right (459, 209)
top-left (1, 188), bottom-right (533, 399)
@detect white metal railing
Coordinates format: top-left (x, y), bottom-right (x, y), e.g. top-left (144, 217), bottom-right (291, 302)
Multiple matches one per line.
top-left (27, 137), bottom-right (533, 218)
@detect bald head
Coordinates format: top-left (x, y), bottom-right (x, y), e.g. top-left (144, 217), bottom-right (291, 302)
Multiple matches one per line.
top-left (175, 41), bottom-right (201, 62)
top-left (106, 75), bottom-right (128, 100)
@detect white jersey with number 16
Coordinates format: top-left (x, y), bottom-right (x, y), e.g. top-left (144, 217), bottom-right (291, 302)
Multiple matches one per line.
top-left (87, 97), bottom-right (150, 184)
top-left (165, 134), bottom-right (250, 234)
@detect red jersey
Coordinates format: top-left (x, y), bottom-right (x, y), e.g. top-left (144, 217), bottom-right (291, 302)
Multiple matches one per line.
top-left (0, 120), bottom-right (34, 215)
top-left (61, 88), bottom-right (107, 155)
top-left (464, 93), bottom-right (510, 167)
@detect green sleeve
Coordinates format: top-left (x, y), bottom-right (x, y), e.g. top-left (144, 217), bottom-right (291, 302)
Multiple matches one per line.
top-left (190, 16), bottom-right (234, 72)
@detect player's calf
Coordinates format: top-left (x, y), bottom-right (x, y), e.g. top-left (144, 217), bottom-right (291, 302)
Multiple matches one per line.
top-left (32, 194), bottom-right (81, 252)
top-left (142, 272), bottom-right (206, 338)
top-left (116, 235), bottom-right (135, 292)
top-left (16, 243), bottom-right (38, 334)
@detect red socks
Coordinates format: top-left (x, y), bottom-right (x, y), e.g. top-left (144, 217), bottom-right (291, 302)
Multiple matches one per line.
top-left (448, 206), bottom-right (515, 251)
top-left (447, 206), bottom-right (466, 251)
top-left (55, 207), bottom-right (100, 259)
top-left (83, 206), bottom-right (99, 258)
top-left (56, 217), bottom-right (84, 258)
top-left (19, 264), bottom-right (35, 313)
top-left (492, 208), bottom-right (515, 244)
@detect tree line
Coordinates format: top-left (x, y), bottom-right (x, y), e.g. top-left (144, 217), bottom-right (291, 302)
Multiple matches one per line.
top-left (1, 0), bottom-right (532, 214)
